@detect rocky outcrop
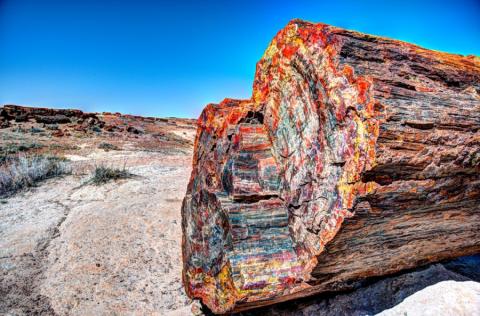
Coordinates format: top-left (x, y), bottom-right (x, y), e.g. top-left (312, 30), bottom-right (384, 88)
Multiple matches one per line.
top-left (0, 105), bottom-right (99, 131)
top-left (1, 104), bottom-right (93, 121)
top-left (0, 105), bottom-right (196, 147)
top-left (35, 115), bottom-right (72, 124)
top-left (182, 20), bottom-right (480, 313)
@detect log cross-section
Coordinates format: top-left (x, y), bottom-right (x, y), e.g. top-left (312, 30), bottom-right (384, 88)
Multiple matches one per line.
top-left (181, 19), bottom-right (480, 314)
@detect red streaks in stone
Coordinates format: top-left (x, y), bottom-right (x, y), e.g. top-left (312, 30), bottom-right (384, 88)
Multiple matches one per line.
top-left (182, 20), bottom-right (392, 313)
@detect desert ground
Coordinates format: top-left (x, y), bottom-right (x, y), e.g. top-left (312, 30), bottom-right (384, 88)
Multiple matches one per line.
top-left (1, 151), bottom-right (196, 315)
top-left (0, 106), bottom-right (199, 315)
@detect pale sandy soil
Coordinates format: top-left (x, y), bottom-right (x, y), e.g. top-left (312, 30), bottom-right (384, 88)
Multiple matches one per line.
top-left (0, 148), bottom-right (196, 315)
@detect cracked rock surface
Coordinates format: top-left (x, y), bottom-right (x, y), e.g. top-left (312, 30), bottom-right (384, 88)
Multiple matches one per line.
top-left (1, 149), bottom-right (195, 315)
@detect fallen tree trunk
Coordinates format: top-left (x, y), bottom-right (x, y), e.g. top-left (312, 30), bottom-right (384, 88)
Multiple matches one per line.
top-left (182, 19), bottom-right (480, 314)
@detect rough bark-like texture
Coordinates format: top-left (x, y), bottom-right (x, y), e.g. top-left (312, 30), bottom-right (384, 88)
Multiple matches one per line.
top-left (182, 19), bottom-right (480, 313)
top-left (238, 256), bottom-right (479, 316)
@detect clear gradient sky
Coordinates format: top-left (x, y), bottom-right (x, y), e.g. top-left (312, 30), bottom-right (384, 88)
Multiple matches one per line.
top-left (1, 0), bottom-right (479, 118)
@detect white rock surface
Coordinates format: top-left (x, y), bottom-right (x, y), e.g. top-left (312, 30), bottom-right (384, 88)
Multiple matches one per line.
top-left (377, 280), bottom-right (480, 316)
top-left (0, 149), bottom-right (196, 315)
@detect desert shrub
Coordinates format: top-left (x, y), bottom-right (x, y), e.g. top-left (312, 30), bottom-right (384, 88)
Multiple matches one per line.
top-left (12, 127), bottom-right (27, 133)
top-left (98, 142), bottom-right (119, 151)
top-left (14, 114), bottom-right (28, 122)
top-left (1, 142), bottom-right (44, 154)
top-left (85, 165), bottom-right (133, 185)
top-left (0, 142), bottom-right (45, 163)
top-left (45, 124), bottom-right (59, 130)
top-left (0, 155), bottom-right (71, 197)
top-left (30, 127), bottom-right (44, 133)
top-left (91, 126), bottom-right (102, 133)
top-left (127, 126), bottom-right (144, 134)
top-left (49, 143), bottom-right (80, 150)
top-left (35, 115), bottom-right (71, 124)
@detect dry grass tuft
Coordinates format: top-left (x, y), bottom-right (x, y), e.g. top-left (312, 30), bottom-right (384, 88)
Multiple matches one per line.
top-left (86, 164), bottom-right (133, 186)
top-left (0, 155), bottom-right (71, 197)
top-left (98, 142), bottom-right (120, 151)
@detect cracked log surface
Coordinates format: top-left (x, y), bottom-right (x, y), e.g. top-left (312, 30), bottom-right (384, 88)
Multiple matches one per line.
top-left (181, 19), bottom-right (480, 314)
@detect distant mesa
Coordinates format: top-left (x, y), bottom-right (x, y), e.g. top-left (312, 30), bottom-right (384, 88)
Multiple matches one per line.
top-left (0, 104), bottom-right (196, 143)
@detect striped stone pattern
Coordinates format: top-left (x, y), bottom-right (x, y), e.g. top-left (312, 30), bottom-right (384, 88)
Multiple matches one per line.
top-left (219, 124), bottom-right (305, 295)
top-left (231, 124), bottom-right (280, 198)
top-left (218, 195), bottom-right (304, 296)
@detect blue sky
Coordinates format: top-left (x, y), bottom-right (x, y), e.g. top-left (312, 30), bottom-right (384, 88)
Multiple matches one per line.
top-left (1, 0), bottom-right (479, 118)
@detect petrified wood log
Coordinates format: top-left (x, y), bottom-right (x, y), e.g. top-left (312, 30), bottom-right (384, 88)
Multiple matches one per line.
top-left (182, 19), bottom-right (480, 313)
